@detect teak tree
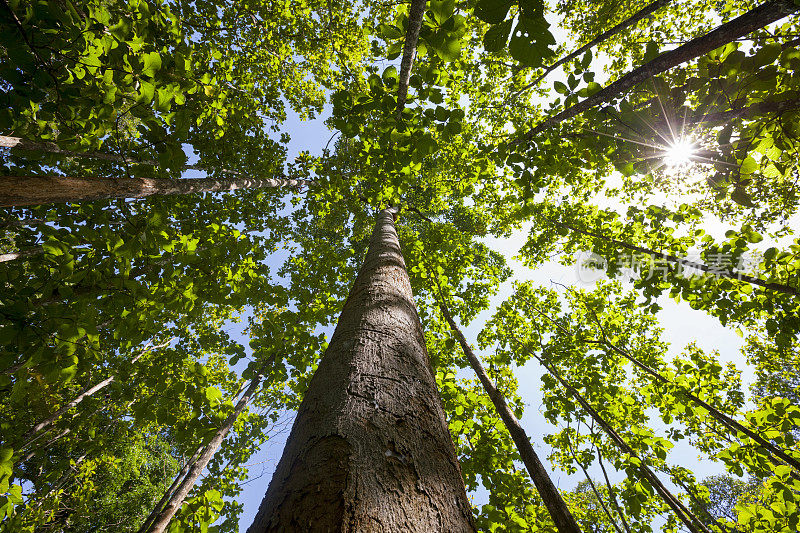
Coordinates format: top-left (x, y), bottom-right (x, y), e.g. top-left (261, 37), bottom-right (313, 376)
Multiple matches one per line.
top-left (2, 0), bottom-right (800, 531)
top-left (248, 209), bottom-right (475, 531)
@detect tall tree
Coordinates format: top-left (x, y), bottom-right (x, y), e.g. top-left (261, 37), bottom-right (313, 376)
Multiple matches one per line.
top-left (0, 174), bottom-right (308, 207)
top-left (247, 208), bottom-right (475, 531)
top-left (521, 0), bottom-right (800, 139)
top-left (437, 293), bottom-right (582, 533)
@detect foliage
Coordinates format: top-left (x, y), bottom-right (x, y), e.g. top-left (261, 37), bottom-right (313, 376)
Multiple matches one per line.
top-left (2, 0), bottom-right (800, 531)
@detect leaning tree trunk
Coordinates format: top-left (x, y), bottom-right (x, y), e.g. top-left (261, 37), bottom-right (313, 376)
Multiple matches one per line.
top-left (514, 0), bottom-right (671, 99)
top-left (0, 175), bottom-right (310, 207)
top-left (521, 0), bottom-right (800, 140)
top-left (522, 343), bottom-right (711, 533)
top-left (1, 135), bottom-right (244, 176)
top-left (248, 208), bottom-right (475, 532)
top-left (143, 366), bottom-right (267, 533)
top-left (437, 296), bottom-right (582, 533)
top-left (396, 0), bottom-right (427, 116)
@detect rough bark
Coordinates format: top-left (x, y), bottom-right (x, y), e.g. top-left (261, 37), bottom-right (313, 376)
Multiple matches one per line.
top-left (396, 0), bottom-right (428, 116)
top-left (144, 367), bottom-right (266, 533)
top-left (0, 175), bottom-right (309, 207)
top-left (514, 0), bottom-right (670, 98)
top-left (248, 208), bottom-right (475, 533)
top-left (521, 0), bottom-right (800, 140)
top-left (437, 296), bottom-right (582, 533)
top-left (553, 219), bottom-right (799, 297)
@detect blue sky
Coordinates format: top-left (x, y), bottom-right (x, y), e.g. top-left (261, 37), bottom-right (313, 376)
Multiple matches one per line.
top-left (223, 9), bottom-right (784, 527)
top-left (229, 103), bottom-right (752, 529)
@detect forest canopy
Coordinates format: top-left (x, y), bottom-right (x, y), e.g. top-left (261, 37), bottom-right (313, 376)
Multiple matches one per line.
top-left (1, 0), bottom-right (799, 531)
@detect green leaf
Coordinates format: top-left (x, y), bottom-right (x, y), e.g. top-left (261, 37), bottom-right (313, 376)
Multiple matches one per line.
top-left (483, 19), bottom-right (512, 52)
top-left (205, 386), bottom-right (223, 404)
top-left (42, 239), bottom-right (64, 256)
top-left (426, 29), bottom-right (463, 62)
top-left (378, 24), bottom-right (404, 40)
top-left (730, 187), bottom-right (753, 207)
top-left (740, 156), bottom-right (758, 175)
top-left (509, 16), bottom-right (553, 67)
top-left (138, 80), bottom-right (155, 104)
top-left (577, 81), bottom-right (601, 97)
top-left (382, 65), bottom-right (398, 82)
top-left (753, 42), bottom-right (781, 68)
top-left (644, 40), bottom-right (660, 61)
top-left (474, 0), bottom-right (512, 24)
top-left (141, 51), bottom-right (162, 77)
top-left (430, 0), bottom-right (455, 25)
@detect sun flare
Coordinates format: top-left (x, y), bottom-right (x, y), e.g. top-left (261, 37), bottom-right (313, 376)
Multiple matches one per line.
top-left (663, 138), bottom-right (696, 168)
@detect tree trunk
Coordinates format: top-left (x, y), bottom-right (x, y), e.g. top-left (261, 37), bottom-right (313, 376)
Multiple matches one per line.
top-left (521, 0), bottom-right (800, 140)
top-left (553, 219), bottom-right (799, 296)
top-left (0, 246), bottom-right (44, 263)
top-left (681, 97), bottom-right (800, 126)
top-left (437, 295), bottom-right (582, 533)
top-left (22, 340), bottom-right (169, 447)
top-left (135, 447), bottom-right (203, 533)
top-left (0, 175), bottom-right (310, 207)
top-left (585, 314), bottom-right (800, 471)
top-left (523, 295), bottom-right (800, 473)
top-left (396, 0), bottom-right (428, 116)
top-left (143, 366), bottom-right (267, 533)
top-left (514, 0), bottom-right (670, 98)
top-left (1, 135), bottom-right (241, 176)
top-left (521, 342), bottom-right (711, 533)
top-left (596, 448), bottom-right (633, 533)
top-left (247, 208), bottom-right (475, 532)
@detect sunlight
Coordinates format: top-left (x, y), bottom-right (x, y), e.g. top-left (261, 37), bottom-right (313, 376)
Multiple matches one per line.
top-left (663, 138), bottom-right (696, 168)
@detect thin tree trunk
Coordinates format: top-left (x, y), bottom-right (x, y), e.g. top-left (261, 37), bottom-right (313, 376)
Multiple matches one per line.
top-left (683, 97), bottom-right (800, 125)
top-left (143, 363), bottom-right (268, 533)
top-left (0, 175), bottom-right (310, 207)
top-left (22, 429), bottom-right (71, 463)
top-left (584, 311), bottom-right (800, 471)
top-left (647, 97), bottom-right (800, 129)
top-left (553, 219), bottom-right (799, 296)
top-left (136, 447), bottom-right (204, 533)
top-left (437, 295), bottom-right (582, 533)
top-left (596, 448), bottom-right (633, 533)
top-left (521, 342), bottom-right (712, 533)
top-left (248, 208), bottom-right (475, 532)
top-left (521, 0), bottom-right (800, 140)
top-left (396, 0), bottom-right (428, 116)
top-left (514, 0), bottom-right (670, 98)
top-left (565, 435), bottom-right (623, 533)
top-left (1, 135), bottom-right (241, 176)
top-left (22, 340), bottom-right (169, 446)
top-left (0, 246), bottom-right (44, 263)
top-left (521, 295), bottom-right (800, 472)
top-left (0, 218), bottom-right (48, 228)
